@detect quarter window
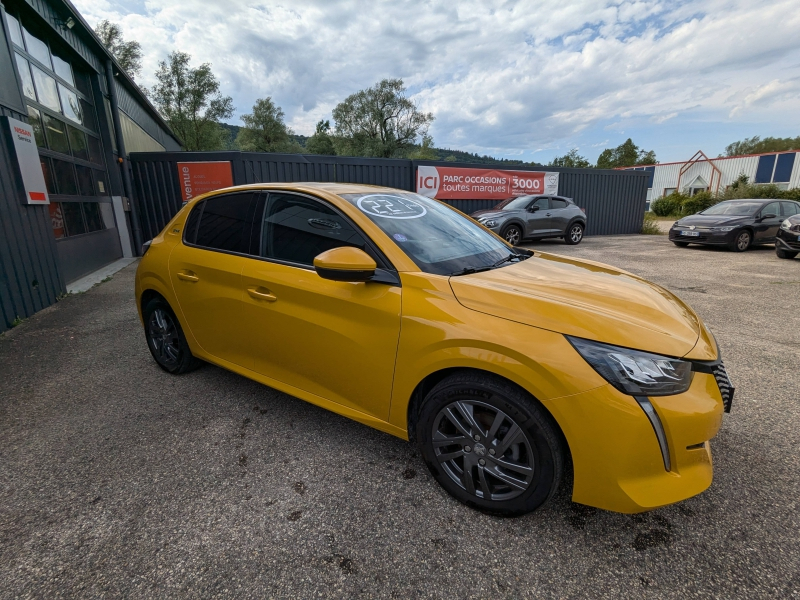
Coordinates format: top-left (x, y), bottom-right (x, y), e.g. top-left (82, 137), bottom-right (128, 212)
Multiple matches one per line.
top-left (260, 193), bottom-right (368, 266)
top-left (550, 199), bottom-right (568, 209)
top-left (194, 193), bottom-right (254, 253)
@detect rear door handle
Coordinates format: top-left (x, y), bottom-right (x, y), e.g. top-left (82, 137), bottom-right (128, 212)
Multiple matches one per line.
top-left (247, 287), bottom-right (277, 302)
top-left (177, 271), bottom-right (199, 282)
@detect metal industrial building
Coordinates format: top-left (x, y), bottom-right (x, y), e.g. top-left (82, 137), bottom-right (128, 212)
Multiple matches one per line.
top-left (1, 0), bottom-right (180, 331)
top-left (622, 150), bottom-right (800, 207)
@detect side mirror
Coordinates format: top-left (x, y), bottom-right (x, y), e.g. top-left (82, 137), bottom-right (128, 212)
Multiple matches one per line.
top-left (528, 205), bottom-right (540, 212)
top-left (314, 247), bottom-right (376, 282)
top-left (761, 213), bottom-right (777, 220)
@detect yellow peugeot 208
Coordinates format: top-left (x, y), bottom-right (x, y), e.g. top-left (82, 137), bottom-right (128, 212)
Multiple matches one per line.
top-left (135, 183), bottom-right (733, 516)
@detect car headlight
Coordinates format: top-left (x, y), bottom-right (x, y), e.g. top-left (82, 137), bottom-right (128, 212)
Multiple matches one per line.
top-left (710, 226), bottom-right (735, 232)
top-left (781, 220), bottom-right (791, 230)
top-left (567, 336), bottom-right (693, 396)
top-left (480, 219), bottom-right (498, 228)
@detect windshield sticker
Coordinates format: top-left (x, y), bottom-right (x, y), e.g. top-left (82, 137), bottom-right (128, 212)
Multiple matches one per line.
top-left (357, 194), bottom-right (427, 219)
top-left (393, 233), bottom-right (408, 242)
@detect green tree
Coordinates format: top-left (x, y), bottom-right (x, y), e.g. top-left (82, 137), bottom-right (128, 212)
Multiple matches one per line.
top-left (724, 135), bottom-right (800, 157)
top-left (305, 119), bottom-right (336, 155)
top-left (596, 138), bottom-right (656, 169)
top-left (407, 134), bottom-right (438, 160)
top-left (548, 148), bottom-right (592, 168)
top-left (95, 20), bottom-right (143, 79)
top-left (151, 52), bottom-right (233, 151)
top-left (236, 97), bottom-right (302, 153)
top-left (332, 78), bottom-right (434, 158)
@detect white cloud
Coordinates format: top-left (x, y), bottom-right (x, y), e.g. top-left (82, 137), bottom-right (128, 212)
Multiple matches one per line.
top-left (72, 0), bottom-right (800, 160)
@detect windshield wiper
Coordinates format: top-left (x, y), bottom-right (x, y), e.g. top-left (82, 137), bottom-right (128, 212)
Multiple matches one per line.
top-left (449, 266), bottom-right (493, 276)
top-left (491, 253), bottom-right (527, 268)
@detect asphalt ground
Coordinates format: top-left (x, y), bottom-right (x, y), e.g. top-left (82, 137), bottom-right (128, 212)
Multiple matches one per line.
top-left (1, 235), bottom-right (798, 599)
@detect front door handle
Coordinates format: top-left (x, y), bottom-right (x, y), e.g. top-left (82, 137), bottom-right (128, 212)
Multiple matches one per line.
top-left (546, 212), bottom-right (552, 216)
top-left (177, 271), bottom-right (199, 282)
top-left (247, 287), bottom-right (277, 302)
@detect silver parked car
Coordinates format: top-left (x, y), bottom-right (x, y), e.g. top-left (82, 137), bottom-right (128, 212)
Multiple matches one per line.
top-left (471, 195), bottom-right (587, 246)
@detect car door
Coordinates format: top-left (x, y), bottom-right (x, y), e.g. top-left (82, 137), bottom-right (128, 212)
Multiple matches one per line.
top-left (524, 196), bottom-right (551, 237)
top-left (168, 192), bottom-right (257, 368)
top-left (240, 191), bottom-right (402, 419)
top-left (753, 201), bottom-right (782, 243)
top-left (547, 197), bottom-right (572, 235)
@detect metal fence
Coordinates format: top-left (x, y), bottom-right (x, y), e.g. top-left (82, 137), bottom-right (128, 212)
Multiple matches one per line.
top-left (129, 151), bottom-right (649, 245)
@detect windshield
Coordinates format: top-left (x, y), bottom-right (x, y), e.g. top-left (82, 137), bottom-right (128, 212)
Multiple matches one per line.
top-left (341, 192), bottom-right (522, 275)
top-left (494, 196), bottom-right (532, 211)
top-left (701, 201), bottom-right (763, 216)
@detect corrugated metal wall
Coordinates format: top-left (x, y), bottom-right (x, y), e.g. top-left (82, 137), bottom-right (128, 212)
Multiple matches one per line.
top-left (130, 152), bottom-right (649, 243)
top-left (0, 107), bottom-right (65, 332)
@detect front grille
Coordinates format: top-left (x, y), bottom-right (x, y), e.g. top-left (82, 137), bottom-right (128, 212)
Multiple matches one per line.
top-left (713, 362), bottom-right (735, 413)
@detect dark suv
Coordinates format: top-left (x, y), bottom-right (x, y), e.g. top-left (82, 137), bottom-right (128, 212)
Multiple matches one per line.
top-left (471, 195), bottom-right (587, 246)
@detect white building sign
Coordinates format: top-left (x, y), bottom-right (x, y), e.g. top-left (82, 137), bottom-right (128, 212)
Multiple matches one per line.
top-left (4, 116), bottom-right (49, 205)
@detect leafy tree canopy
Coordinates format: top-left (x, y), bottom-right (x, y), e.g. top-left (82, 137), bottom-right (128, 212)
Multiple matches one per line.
top-left (237, 97), bottom-right (302, 153)
top-left (548, 148), bottom-right (592, 168)
top-left (723, 135), bottom-right (800, 157)
top-left (332, 78), bottom-right (434, 158)
top-left (407, 134), bottom-right (438, 160)
top-left (305, 120), bottom-right (336, 156)
top-left (151, 52), bottom-right (233, 151)
top-left (596, 138), bottom-right (656, 169)
top-left (95, 20), bottom-right (143, 79)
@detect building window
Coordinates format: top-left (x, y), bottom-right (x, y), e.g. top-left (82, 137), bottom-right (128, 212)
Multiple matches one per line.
top-left (663, 188), bottom-right (676, 196)
top-left (7, 9), bottom-right (112, 241)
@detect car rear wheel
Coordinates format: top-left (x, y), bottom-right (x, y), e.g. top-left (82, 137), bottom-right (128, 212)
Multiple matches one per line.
top-left (143, 297), bottom-right (202, 374)
top-left (415, 372), bottom-right (564, 516)
top-left (564, 222), bottom-right (584, 245)
top-left (730, 230), bottom-right (751, 252)
top-left (502, 224), bottom-right (522, 246)
top-left (776, 248), bottom-right (798, 259)
top-left (672, 241), bottom-right (690, 247)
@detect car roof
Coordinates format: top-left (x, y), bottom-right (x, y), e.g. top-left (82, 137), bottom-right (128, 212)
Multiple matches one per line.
top-left (206, 182), bottom-right (401, 195)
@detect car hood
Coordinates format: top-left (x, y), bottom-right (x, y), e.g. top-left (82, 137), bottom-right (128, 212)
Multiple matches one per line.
top-left (470, 210), bottom-right (515, 219)
top-left (449, 252), bottom-right (703, 358)
top-left (674, 214), bottom-right (751, 227)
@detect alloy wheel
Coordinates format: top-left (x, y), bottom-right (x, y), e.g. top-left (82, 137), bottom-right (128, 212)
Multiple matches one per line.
top-left (147, 308), bottom-right (181, 367)
top-left (736, 231), bottom-right (750, 251)
top-left (504, 227), bottom-right (521, 245)
top-left (569, 225), bottom-right (583, 243)
top-left (432, 400), bottom-right (535, 501)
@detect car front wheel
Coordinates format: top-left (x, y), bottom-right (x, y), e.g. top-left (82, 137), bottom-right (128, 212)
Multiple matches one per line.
top-left (730, 230), bottom-right (751, 252)
top-left (143, 297), bottom-right (202, 374)
top-left (564, 222), bottom-right (584, 245)
top-left (415, 372), bottom-right (565, 516)
top-left (502, 225), bottom-right (522, 246)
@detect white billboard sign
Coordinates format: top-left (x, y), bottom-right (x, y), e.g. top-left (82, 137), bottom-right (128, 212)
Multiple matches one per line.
top-left (4, 116), bottom-right (49, 205)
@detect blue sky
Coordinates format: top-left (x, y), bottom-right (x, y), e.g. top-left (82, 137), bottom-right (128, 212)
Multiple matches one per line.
top-left (74, 0), bottom-right (800, 164)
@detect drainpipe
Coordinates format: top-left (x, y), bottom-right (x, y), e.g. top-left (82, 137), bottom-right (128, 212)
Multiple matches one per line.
top-left (105, 59), bottom-right (144, 255)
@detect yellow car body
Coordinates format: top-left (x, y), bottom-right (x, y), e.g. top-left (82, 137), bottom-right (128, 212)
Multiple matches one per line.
top-left (135, 182), bottom-right (727, 514)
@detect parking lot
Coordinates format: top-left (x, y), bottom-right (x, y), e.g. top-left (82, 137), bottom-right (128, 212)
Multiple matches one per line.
top-left (1, 234), bottom-right (798, 599)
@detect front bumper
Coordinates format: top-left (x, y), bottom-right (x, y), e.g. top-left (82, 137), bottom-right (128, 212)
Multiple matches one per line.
top-left (776, 229), bottom-right (800, 251)
top-left (669, 227), bottom-right (737, 245)
top-left (543, 372), bottom-right (724, 513)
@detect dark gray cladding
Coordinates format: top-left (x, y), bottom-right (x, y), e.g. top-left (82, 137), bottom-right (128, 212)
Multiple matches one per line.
top-left (130, 151), bottom-right (648, 244)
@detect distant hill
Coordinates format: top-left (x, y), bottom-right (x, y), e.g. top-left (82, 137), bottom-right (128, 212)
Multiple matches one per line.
top-left (220, 123), bottom-right (536, 165)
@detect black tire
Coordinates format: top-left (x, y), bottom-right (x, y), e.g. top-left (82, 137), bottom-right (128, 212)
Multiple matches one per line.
top-left (672, 241), bottom-right (690, 247)
top-left (143, 297), bottom-right (203, 374)
top-left (415, 372), bottom-right (565, 516)
top-left (502, 224), bottom-right (522, 246)
top-left (776, 247), bottom-right (798, 259)
top-left (730, 230), bottom-right (751, 252)
top-left (564, 222), bottom-right (584, 245)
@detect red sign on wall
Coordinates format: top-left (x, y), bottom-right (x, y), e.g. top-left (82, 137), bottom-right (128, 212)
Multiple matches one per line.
top-left (416, 166), bottom-right (559, 200)
top-left (177, 161), bottom-right (234, 202)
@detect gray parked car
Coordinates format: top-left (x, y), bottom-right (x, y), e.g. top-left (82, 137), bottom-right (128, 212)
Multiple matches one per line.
top-left (471, 195), bottom-right (587, 246)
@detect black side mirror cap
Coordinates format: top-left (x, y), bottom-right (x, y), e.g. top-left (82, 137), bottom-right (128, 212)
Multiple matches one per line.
top-left (528, 206), bottom-right (540, 212)
top-left (761, 213), bottom-right (777, 220)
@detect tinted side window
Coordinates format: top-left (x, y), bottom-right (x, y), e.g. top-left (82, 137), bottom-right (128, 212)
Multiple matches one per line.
top-left (781, 202), bottom-right (799, 217)
top-left (531, 197), bottom-right (549, 210)
top-left (261, 193), bottom-right (368, 266)
top-left (761, 202), bottom-right (780, 218)
top-left (184, 201), bottom-right (204, 244)
top-left (195, 193), bottom-right (253, 252)
top-left (550, 198), bottom-right (568, 209)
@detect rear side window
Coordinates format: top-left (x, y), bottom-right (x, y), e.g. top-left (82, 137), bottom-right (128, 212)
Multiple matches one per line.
top-left (193, 192), bottom-right (254, 252)
top-left (550, 198), bottom-right (568, 209)
top-left (781, 202), bottom-right (799, 217)
top-left (260, 192), bottom-right (369, 266)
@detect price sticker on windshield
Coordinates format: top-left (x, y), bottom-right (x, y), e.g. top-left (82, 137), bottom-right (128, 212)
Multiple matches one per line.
top-left (357, 194), bottom-right (427, 219)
